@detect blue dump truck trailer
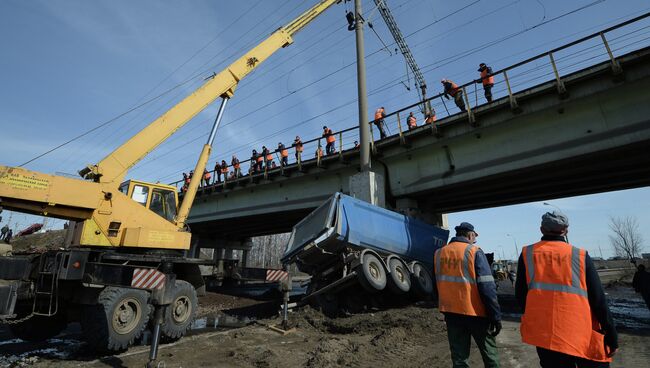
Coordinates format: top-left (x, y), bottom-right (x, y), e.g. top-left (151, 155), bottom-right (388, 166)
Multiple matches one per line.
top-left (281, 193), bottom-right (449, 314)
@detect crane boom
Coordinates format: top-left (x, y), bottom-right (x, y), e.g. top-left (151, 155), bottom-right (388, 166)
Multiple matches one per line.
top-left (372, 0), bottom-right (430, 113)
top-left (83, 0), bottom-right (340, 185)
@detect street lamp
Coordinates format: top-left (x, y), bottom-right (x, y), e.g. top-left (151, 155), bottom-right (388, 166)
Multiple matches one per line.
top-left (506, 233), bottom-right (519, 258)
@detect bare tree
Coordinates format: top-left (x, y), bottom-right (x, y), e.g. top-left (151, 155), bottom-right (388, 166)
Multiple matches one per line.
top-left (609, 216), bottom-right (644, 264)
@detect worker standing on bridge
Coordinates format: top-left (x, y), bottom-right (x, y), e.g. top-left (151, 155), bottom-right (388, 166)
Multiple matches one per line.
top-left (442, 79), bottom-right (466, 112)
top-left (433, 222), bottom-right (501, 368)
top-left (477, 63), bottom-right (495, 103)
top-left (407, 112), bottom-right (417, 130)
top-left (322, 126), bottom-right (336, 155)
top-left (374, 106), bottom-right (387, 139)
top-left (251, 150), bottom-right (259, 173)
top-left (220, 160), bottom-right (229, 181)
top-left (516, 211), bottom-right (618, 367)
top-left (231, 155), bottom-right (241, 178)
top-left (263, 146), bottom-right (273, 170)
top-left (214, 161), bottom-right (222, 183)
top-left (278, 142), bottom-right (289, 167)
top-left (424, 110), bottom-right (437, 124)
top-left (202, 169), bottom-right (211, 187)
top-left (293, 136), bottom-right (304, 162)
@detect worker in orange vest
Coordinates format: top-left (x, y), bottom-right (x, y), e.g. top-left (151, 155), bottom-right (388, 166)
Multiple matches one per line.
top-left (231, 155), bottom-right (241, 178)
top-left (433, 222), bottom-right (501, 368)
top-left (442, 79), bottom-right (466, 112)
top-left (262, 146), bottom-right (273, 170)
top-left (293, 136), bottom-right (304, 162)
top-left (214, 161), bottom-right (223, 183)
top-left (407, 112), bottom-right (417, 130)
top-left (516, 212), bottom-right (618, 367)
top-left (220, 160), bottom-right (228, 180)
top-left (477, 63), bottom-right (495, 103)
top-left (424, 110), bottom-right (437, 124)
top-left (374, 106), bottom-right (387, 139)
top-left (202, 169), bottom-right (211, 187)
top-left (322, 126), bottom-right (336, 155)
top-left (278, 142), bottom-right (289, 167)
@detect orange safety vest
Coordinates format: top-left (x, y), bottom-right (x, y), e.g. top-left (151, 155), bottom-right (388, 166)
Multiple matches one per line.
top-left (295, 141), bottom-right (304, 152)
top-left (434, 241), bottom-right (488, 317)
top-left (232, 161), bottom-right (240, 169)
top-left (220, 166), bottom-right (228, 174)
top-left (256, 156), bottom-right (264, 163)
top-left (266, 153), bottom-right (273, 161)
top-left (407, 115), bottom-right (417, 128)
top-left (520, 241), bottom-right (611, 362)
top-left (447, 81), bottom-right (460, 96)
top-left (425, 114), bottom-right (436, 124)
top-left (374, 108), bottom-right (385, 120)
top-left (203, 171), bottom-right (211, 180)
top-left (480, 69), bottom-right (494, 86)
top-left (281, 148), bottom-right (289, 158)
top-left (324, 129), bottom-right (336, 143)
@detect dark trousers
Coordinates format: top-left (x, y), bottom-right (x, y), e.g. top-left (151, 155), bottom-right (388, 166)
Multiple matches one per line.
top-left (454, 91), bottom-right (466, 112)
top-left (326, 142), bottom-right (335, 155)
top-left (484, 84), bottom-right (493, 103)
top-left (281, 156), bottom-right (288, 167)
top-left (374, 120), bottom-right (387, 139)
top-left (445, 316), bottom-right (499, 368)
top-left (536, 347), bottom-right (609, 368)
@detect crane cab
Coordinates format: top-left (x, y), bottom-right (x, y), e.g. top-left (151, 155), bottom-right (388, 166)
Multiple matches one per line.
top-left (119, 180), bottom-right (179, 223)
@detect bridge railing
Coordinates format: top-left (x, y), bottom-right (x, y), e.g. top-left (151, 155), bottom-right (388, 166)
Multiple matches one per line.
top-left (169, 12), bottom-right (650, 192)
top-left (375, 11), bottom-right (650, 139)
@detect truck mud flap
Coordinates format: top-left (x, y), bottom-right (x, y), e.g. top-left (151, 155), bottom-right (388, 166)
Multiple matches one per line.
top-left (0, 280), bottom-right (19, 318)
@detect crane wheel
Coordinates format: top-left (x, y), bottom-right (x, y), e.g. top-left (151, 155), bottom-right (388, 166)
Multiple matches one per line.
top-left (81, 287), bottom-right (151, 352)
top-left (160, 280), bottom-right (197, 342)
top-left (9, 312), bottom-right (67, 342)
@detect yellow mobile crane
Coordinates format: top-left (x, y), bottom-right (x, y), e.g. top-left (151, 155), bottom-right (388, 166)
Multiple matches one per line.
top-left (0, 0), bottom-right (340, 359)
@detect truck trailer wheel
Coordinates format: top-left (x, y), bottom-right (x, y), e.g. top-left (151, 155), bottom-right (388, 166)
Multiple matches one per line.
top-left (386, 256), bottom-right (411, 294)
top-left (9, 313), bottom-right (67, 342)
top-left (357, 252), bottom-right (387, 292)
top-left (81, 287), bottom-right (151, 352)
top-left (410, 262), bottom-right (433, 299)
top-left (161, 280), bottom-right (197, 342)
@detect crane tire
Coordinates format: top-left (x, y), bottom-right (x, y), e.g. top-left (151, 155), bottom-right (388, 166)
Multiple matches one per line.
top-left (161, 280), bottom-right (197, 342)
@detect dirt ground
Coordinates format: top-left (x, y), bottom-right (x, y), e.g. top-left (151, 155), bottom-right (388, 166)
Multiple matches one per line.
top-left (2, 289), bottom-right (648, 368)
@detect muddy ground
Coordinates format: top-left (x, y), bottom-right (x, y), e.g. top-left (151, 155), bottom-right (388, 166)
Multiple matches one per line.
top-left (1, 283), bottom-right (649, 368)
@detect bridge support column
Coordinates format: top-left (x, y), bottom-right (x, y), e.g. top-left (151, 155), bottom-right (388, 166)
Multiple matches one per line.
top-left (396, 197), bottom-right (448, 229)
top-left (349, 171), bottom-right (385, 207)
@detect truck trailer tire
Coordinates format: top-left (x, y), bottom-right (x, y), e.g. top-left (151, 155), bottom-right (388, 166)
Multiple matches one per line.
top-left (9, 313), bottom-right (67, 342)
top-left (386, 256), bottom-right (411, 294)
top-left (357, 252), bottom-right (387, 292)
top-left (409, 262), bottom-right (433, 299)
top-left (161, 280), bottom-right (197, 342)
top-left (81, 287), bottom-right (151, 352)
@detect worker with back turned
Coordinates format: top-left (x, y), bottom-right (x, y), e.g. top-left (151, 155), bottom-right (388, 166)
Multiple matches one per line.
top-left (477, 63), bottom-right (495, 103)
top-left (374, 106), bottom-right (387, 139)
top-left (516, 211), bottom-right (618, 367)
top-left (433, 222), bottom-right (501, 368)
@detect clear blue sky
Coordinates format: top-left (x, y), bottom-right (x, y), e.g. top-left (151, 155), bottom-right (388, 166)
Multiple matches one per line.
top-left (1, 0), bottom-right (648, 258)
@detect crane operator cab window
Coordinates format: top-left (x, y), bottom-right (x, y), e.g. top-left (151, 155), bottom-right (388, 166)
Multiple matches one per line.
top-left (149, 189), bottom-right (177, 222)
top-left (131, 185), bottom-right (149, 206)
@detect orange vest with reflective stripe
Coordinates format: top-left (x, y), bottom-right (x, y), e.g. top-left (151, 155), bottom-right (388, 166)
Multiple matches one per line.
top-left (407, 115), bottom-right (417, 128)
top-left (434, 242), bottom-right (487, 317)
top-left (281, 148), bottom-right (288, 158)
top-left (521, 241), bottom-right (611, 362)
top-left (375, 108), bottom-right (385, 120)
top-left (480, 69), bottom-right (494, 86)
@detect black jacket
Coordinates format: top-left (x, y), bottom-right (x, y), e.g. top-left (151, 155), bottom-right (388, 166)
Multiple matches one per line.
top-left (515, 235), bottom-right (618, 349)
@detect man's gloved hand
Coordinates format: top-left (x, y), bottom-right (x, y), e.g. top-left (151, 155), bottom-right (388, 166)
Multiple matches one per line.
top-left (604, 333), bottom-right (618, 357)
top-left (488, 320), bottom-right (502, 337)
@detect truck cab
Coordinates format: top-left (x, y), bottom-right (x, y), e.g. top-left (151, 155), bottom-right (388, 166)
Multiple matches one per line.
top-left (118, 180), bottom-right (178, 223)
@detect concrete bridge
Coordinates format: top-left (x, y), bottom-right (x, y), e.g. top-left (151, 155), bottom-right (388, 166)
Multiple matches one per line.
top-left (182, 19), bottom-right (650, 252)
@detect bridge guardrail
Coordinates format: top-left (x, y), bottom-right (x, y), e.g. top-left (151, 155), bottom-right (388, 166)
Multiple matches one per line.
top-left (169, 12), bottom-right (650, 193)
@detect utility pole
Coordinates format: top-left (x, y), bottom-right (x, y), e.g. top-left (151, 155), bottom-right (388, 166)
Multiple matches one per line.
top-left (355, 0), bottom-right (371, 172)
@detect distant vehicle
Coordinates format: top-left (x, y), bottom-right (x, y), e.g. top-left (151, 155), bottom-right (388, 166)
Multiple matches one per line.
top-left (16, 223), bottom-right (43, 237)
top-left (282, 193), bottom-right (449, 314)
